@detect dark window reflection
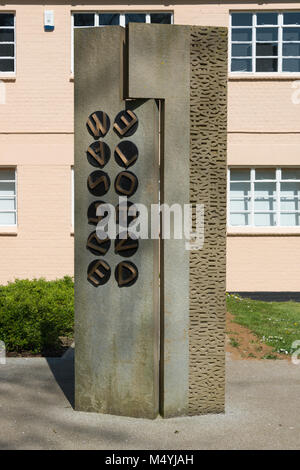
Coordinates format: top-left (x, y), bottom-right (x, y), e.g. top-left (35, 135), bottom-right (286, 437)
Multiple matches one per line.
top-left (256, 43), bottom-right (278, 56)
top-left (74, 14), bottom-right (95, 27)
top-left (150, 13), bottom-right (172, 24)
top-left (99, 14), bottom-right (120, 25)
top-left (0, 14), bottom-right (14, 27)
top-left (0, 44), bottom-right (14, 57)
top-left (0, 29), bottom-right (14, 42)
top-left (125, 14), bottom-right (146, 25)
top-left (257, 12), bottom-right (278, 25)
top-left (283, 59), bottom-right (300, 72)
top-left (0, 59), bottom-right (14, 71)
top-left (231, 13), bottom-right (252, 27)
top-left (231, 58), bottom-right (252, 72)
top-left (283, 12), bottom-right (300, 25)
top-left (256, 58), bottom-right (278, 72)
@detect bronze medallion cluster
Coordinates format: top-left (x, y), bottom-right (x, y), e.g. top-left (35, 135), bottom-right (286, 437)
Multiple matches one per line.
top-left (85, 110), bottom-right (139, 288)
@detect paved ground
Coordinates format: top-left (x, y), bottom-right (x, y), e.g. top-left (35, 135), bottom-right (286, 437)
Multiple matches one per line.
top-left (0, 353), bottom-right (299, 450)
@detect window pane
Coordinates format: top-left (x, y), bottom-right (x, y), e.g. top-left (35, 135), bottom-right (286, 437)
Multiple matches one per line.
top-left (254, 199), bottom-right (276, 211)
top-left (257, 13), bottom-right (278, 25)
top-left (0, 169), bottom-right (15, 180)
top-left (99, 14), bottom-right (120, 25)
top-left (73, 13), bottom-right (95, 27)
top-left (0, 182), bottom-right (15, 196)
top-left (0, 29), bottom-right (14, 42)
top-left (283, 12), bottom-right (300, 25)
top-left (282, 58), bottom-right (300, 72)
top-left (230, 169), bottom-right (250, 181)
top-left (230, 213), bottom-right (250, 226)
top-left (231, 13), bottom-right (252, 27)
top-left (0, 59), bottom-right (14, 72)
top-left (230, 199), bottom-right (250, 211)
top-left (230, 182), bottom-right (251, 198)
top-left (255, 168), bottom-right (276, 180)
top-left (281, 182), bottom-right (300, 198)
top-left (255, 182), bottom-right (276, 197)
top-left (281, 168), bottom-right (300, 180)
top-left (254, 213), bottom-right (276, 226)
top-left (0, 198), bottom-right (15, 211)
top-left (0, 14), bottom-right (14, 27)
top-left (232, 44), bottom-right (252, 56)
top-left (283, 27), bottom-right (300, 41)
top-left (283, 43), bottom-right (300, 56)
top-left (280, 213), bottom-right (300, 226)
top-left (231, 58), bottom-right (252, 72)
top-left (256, 27), bottom-right (278, 42)
top-left (280, 198), bottom-right (300, 211)
top-left (0, 212), bottom-right (15, 225)
top-left (256, 43), bottom-right (278, 56)
top-left (125, 14), bottom-right (146, 25)
top-left (256, 58), bottom-right (277, 72)
top-left (232, 28), bottom-right (252, 42)
top-left (0, 44), bottom-right (14, 57)
top-left (150, 13), bottom-right (172, 24)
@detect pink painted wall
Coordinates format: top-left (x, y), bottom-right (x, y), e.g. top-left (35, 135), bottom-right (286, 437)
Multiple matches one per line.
top-left (0, 2), bottom-right (299, 291)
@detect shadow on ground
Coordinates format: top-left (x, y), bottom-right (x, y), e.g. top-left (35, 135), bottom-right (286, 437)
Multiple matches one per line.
top-left (46, 353), bottom-right (74, 408)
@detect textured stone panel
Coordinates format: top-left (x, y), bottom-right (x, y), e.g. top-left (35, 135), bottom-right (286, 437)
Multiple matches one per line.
top-left (189, 26), bottom-right (228, 415)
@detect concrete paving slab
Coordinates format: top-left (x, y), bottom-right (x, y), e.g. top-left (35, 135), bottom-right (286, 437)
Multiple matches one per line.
top-left (0, 354), bottom-right (299, 450)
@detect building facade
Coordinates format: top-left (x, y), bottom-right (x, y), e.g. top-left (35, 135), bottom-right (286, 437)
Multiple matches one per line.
top-left (0, 2), bottom-right (299, 296)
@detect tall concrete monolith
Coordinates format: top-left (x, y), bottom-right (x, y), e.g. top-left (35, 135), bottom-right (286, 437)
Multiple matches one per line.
top-left (74, 24), bottom-right (227, 418)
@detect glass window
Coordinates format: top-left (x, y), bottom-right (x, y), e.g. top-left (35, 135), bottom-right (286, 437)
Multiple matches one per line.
top-left (0, 13), bottom-right (14, 27)
top-left (0, 13), bottom-right (15, 73)
top-left (229, 168), bottom-right (300, 227)
top-left (0, 168), bottom-right (16, 226)
top-left (283, 12), bottom-right (300, 25)
top-left (73, 13), bottom-right (95, 27)
top-left (99, 14), bottom-right (120, 26)
top-left (232, 44), bottom-right (252, 57)
top-left (231, 11), bottom-right (300, 73)
top-left (125, 14), bottom-right (146, 25)
top-left (257, 13), bottom-right (278, 25)
top-left (231, 13), bottom-right (252, 27)
top-left (150, 13), bottom-right (172, 24)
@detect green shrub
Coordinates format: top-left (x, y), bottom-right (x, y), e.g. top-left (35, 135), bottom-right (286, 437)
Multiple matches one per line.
top-left (0, 276), bottom-right (74, 354)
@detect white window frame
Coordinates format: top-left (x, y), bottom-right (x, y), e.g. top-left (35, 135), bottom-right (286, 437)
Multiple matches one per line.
top-left (0, 167), bottom-right (17, 226)
top-left (0, 12), bottom-right (16, 76)
top-left (229, 10), bottom-right (300, 76)
top-left (228, 167), bottom-right (300, 228)
top-left (71, 11), bottom-right (174, 74)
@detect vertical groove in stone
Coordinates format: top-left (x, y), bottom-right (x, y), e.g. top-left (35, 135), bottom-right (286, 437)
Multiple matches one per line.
top-left (189, 26), bottom-right (228, 415)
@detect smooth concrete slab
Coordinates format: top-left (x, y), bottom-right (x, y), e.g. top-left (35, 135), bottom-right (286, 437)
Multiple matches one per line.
top-left (0, 356), bottom-right (300, 450)
top-left (74, 27), bottom-right (159, 418)
top-left (128, 23), bottom-right (190, 418)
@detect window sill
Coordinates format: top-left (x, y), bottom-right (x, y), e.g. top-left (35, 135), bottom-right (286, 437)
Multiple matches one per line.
top-left (0, 226), bottom-right (18, 236)
top-left (0, 75), bottom-right (16, 82)
top-left (228, 227), bottom-right (300, 236)
top-left (229, 73), bottom-right (300, 81)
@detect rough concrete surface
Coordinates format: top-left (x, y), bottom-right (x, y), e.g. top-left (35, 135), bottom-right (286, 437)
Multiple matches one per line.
top-left (0, 354), bottom-right (299, 450)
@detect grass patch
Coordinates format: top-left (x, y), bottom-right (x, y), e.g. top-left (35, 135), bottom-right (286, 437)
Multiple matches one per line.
top-left (226, 293), bottom-right (300, 356)
top-left (229, 337), bottom-right (240, 348)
